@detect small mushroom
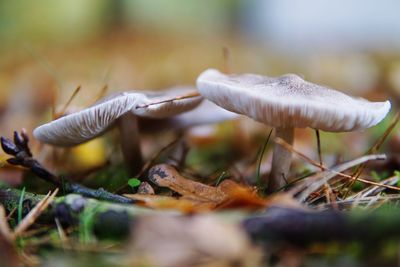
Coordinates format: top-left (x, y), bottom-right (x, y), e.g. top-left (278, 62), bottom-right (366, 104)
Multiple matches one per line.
top-left (33, 87), bottom-right (202, 175)
top-left (196, 69), bottom-right (391, 192)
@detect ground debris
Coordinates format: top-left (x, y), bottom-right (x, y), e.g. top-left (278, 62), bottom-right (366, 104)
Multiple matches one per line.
top-left (134, 164), bottom-right (270, 211)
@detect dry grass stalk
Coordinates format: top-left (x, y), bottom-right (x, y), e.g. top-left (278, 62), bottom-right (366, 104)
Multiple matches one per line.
top-left (275, 137), bottom-right (398, 194)
top-left (316, 195), bottom-right (400, 210)
top-left (53, 85), bottom-right (81, 120)
top-left (0, 205), bottom-right (14, 242)
top-left (349, 176), bottom-right (399, 200)
top-left (93, 84), bottom-right (108, 104)
top-left (291, 153), bottom-right (387, 202)
top-left (344, 112), bottom-right (400, 194)
top-left (13, 188), bottom-right (59, 238)
top-left (136, 91), bottom-right (201, 109)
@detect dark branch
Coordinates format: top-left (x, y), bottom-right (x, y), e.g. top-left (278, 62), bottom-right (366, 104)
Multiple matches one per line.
top-left (1, 131), bottom-right (135, 204)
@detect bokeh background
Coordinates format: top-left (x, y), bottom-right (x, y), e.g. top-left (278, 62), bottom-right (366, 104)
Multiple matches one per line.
top-left (1, 0), bottom-right (399, 180)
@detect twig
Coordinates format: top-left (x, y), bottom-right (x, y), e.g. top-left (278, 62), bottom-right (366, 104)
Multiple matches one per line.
top-left (243, 206), bottom-right (400, 244)
top-left (1, 131), bottom-right (135, 204)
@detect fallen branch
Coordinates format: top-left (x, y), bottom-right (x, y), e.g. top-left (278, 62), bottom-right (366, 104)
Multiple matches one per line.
top-left (0, 187), bottom-right (156, 240)
top-left (1, 131), bottom-right (135, 204)
top-left (243, 206), bottom-right (400, 245)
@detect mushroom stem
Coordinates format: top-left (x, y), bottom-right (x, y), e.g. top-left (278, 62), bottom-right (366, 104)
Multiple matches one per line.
top-left (118, 113), bottom-right (143, 176)
top-left (268, 127), bottom-right (294, 193)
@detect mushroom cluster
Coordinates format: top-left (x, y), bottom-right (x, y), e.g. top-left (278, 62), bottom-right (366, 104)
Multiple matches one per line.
top-left (34, 68), bottom-right (391, 193)
top-left (34, 86), bottom-right (237, 175)
top-left (34, 87), bottom-right (202, 175)
top-left (196, 69), bottom-right (391, 192)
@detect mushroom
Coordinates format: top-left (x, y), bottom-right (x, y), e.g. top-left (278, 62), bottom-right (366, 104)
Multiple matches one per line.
top-left (138, 99), bottom-right (239, 133)
top-left (196, 69), bottom-right (391, 192)
top-left (33, 87), bottom-right (202, 175)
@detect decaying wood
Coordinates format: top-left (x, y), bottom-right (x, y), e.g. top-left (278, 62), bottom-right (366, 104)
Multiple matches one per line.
top-left (0, 187), bottom-right (157, 240)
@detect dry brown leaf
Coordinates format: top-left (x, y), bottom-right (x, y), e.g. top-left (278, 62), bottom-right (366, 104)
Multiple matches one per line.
top-left (125, 194), bottom-right (215, 212)
top-left (215, 179), bottom-right (267, 209)
top-left (148, 164), bottom-right (223, 202)
top-left (147, 164), bottom-right (269, 210)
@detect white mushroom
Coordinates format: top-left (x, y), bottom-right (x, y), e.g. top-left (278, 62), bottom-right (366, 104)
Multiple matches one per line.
top-left (197, 68), bottom-right (391, 192)
top-left (138, 100), bottom-right (239, 133)
top-left (33, 87), bottom-right (202, 175)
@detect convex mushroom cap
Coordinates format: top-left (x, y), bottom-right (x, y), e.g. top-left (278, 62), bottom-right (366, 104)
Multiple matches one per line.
top-left (34, 87), bottom-right (202, 146)
top-left (196, 69), bottom-right (390, 132)
top-left (197, 68), bottom-right (391, 192)
top-left (33, 86), bottom-right (202, 175)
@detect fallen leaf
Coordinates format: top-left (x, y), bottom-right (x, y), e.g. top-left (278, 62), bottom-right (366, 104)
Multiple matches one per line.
top-left (146, 164), bottom-right (269, 210)
top-left (125, 194), bottom-right (214, 213)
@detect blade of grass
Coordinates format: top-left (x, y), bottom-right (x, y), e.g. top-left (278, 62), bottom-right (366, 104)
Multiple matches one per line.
top-left (215, 171), bottom-right (228, 186)
top-left (257, 129), bottom-right (273, 188)
top-left (17, 187), bottom-right (26, 225)
top-left (315, 129), bottom-right (323, 169)
top-left (79, 205), bottom-right (101, 244)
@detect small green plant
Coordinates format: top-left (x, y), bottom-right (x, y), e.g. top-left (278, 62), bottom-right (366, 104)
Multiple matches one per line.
top-left (127, 178), bottom-right (141, 188)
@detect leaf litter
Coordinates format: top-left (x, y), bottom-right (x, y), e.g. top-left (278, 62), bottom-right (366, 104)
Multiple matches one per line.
top-left (0, 53), bottom-right (399, 266)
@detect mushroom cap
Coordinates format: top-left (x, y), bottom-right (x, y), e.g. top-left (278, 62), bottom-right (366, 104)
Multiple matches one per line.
top-left (197, 69), bottom-right (391, 132)
top-left (138, 100), bottom-right (239, 133)
top-left (33, 87), bottom-right (202, 146)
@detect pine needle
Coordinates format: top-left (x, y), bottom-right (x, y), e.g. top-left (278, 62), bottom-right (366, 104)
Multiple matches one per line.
top-left (0, 205), bottom-right (13, 242)
top-left (343, 112), bottom-right (400, 196)
top-left (54, 85), bottom-right (81, 119)
top-left (274, 137), bottom-right (397, 194)
top-left (14, 188), bottom-right (59, 238)
top-left (135, 92), bottom-right (201, 109)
